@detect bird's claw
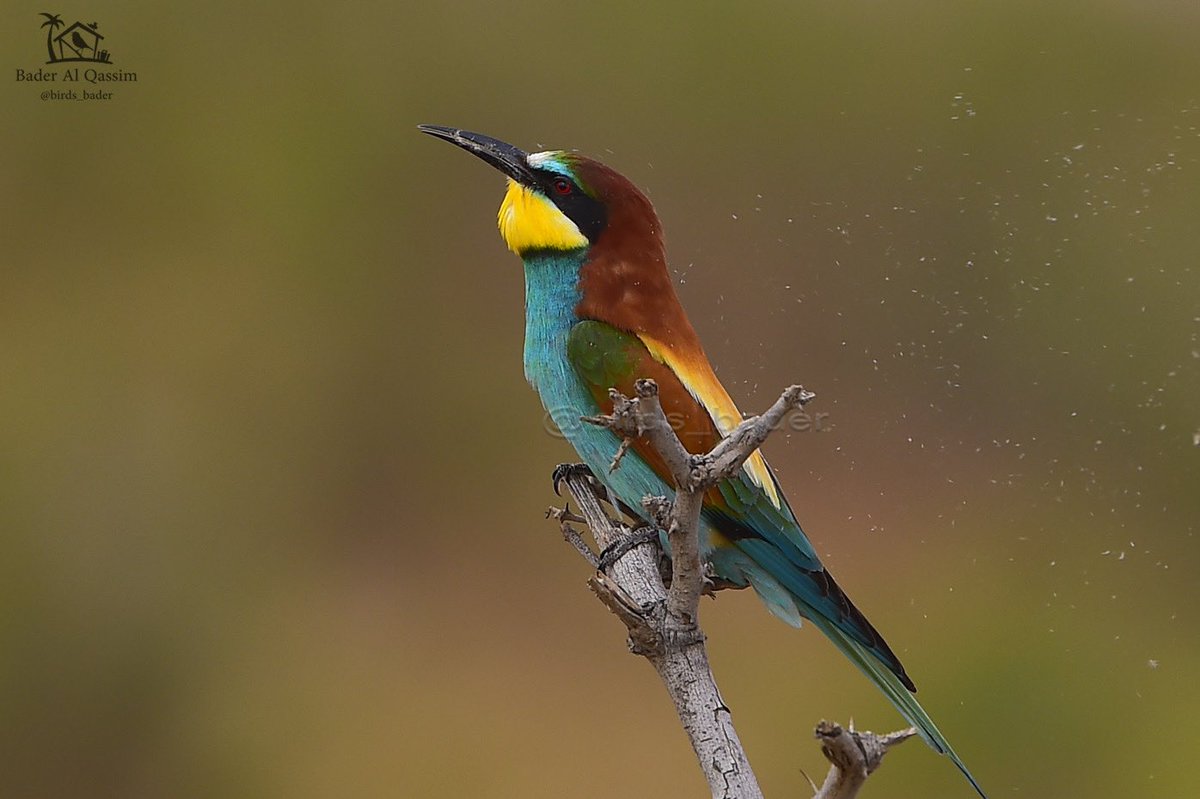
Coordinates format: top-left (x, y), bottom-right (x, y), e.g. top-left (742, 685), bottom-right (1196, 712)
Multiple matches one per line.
top-left (552, 462), bottom-right (596, 496)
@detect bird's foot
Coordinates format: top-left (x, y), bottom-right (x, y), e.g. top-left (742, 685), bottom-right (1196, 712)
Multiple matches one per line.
top-left (552, 462), bottom-right (642, 518)
top-left (597, 525), bottom-right (660, 572)
top-left (552, 462), bottom-right (596, 496)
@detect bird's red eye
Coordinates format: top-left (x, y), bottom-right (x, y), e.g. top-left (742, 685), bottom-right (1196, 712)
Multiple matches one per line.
top-left (552, 177), bottom-right (572, 195)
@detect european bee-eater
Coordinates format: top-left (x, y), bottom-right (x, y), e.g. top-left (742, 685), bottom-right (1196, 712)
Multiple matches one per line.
top-left (419, 125), bottom-right (985, 797)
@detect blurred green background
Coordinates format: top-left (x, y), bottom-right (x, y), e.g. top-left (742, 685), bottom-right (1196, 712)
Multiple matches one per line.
top-left (3, 1), bottom-right (1198, 797)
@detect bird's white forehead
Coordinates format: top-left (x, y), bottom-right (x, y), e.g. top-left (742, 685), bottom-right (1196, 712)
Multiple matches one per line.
top-left (527, 150), bottom-right (573, 176)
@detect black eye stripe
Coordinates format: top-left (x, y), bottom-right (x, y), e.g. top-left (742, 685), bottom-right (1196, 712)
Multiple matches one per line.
top-left (534, 169), bottom-right (607, 243)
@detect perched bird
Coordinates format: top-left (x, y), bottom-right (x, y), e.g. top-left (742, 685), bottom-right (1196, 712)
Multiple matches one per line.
top-left (419, 125), bottom-right (985, 797)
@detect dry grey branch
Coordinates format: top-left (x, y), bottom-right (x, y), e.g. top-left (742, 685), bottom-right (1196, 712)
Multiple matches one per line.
top-left (556, 466), bottom-right (762, 799)
top-left (813, 721), bottom-right (916, 799)
top-left (584, 379), bottom-right (814, 626)
top-left (560, 382), bottom-right (909, 798)
top-left (699, 383), bottom-right (815, 488)
top-left (548, 505), bottom-right (600, 567)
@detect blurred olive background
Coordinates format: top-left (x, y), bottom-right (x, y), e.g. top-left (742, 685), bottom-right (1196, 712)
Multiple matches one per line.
top-left (3, 1), bottom-right (1198, 797)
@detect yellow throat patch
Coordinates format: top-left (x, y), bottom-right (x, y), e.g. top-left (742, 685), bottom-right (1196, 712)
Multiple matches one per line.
top-left (498, 180), bottom-right (588, 255)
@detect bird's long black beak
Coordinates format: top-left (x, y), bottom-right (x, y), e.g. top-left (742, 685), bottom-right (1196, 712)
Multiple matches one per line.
top-left (418, 125), bottom-right (536, 186)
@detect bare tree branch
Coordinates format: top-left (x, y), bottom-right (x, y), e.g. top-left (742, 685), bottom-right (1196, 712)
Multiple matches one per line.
top-left (555, 467), bottom-right (762, 799)
top-left (547, 506), bottom-right (599, 567)
top-left (813, 721), bottom-right (916, 799)
top-left (584, 379), bottom-right (813, 628)
top-left (695, 383), bottom-right (816, 488)
top-left (553, 382), bottom-right (910, 798)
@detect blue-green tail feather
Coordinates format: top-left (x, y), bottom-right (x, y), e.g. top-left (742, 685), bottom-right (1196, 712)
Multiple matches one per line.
top-left (804, 612), bottom-right (988, 798)
top-left (726, 536), bottom-right (987, 798)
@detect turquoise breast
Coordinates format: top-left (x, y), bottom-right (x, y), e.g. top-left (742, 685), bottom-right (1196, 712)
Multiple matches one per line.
top-left (520, 252), bottom-right (672, 520)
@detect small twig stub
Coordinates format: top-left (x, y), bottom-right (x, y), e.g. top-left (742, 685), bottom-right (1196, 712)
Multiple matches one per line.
top-left (813, 721), bottom-right (916, 799)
